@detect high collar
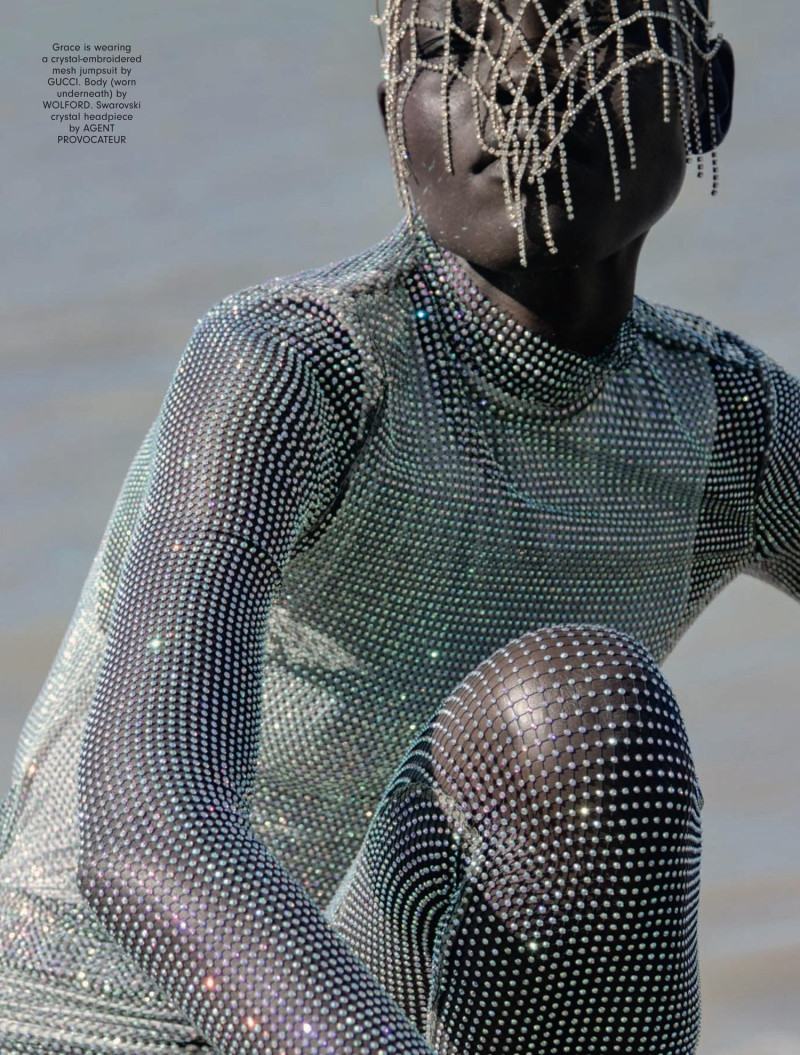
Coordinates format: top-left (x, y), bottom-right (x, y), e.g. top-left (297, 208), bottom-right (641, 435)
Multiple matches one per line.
top-left (411, 218), bottom-right (642, 416)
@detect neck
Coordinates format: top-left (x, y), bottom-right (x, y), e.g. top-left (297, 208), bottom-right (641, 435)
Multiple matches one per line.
top-left (454, 234), bottom-right (647, 357)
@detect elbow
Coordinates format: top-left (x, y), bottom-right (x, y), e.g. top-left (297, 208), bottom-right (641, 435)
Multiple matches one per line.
top-left (76, 781), bottom-right (107, 909)
top-left (76, 819), bottom-right (130, 922)
top-left (76, 820), bottom-right (185, 976)
top-left (76, 839), bottom-right (111, 912)
top-left (76, 755), bottom-right (174, 919)
top-left (77, 749), bottom-right (252, 928)
top-left (76, 768), bottom-right (125, 913)
top-left (76, 820), bottom-right (183, 949)
top-left (76, 793), bottom-right (241, 924)
top-left (76, 786), bottom-right (166, 924)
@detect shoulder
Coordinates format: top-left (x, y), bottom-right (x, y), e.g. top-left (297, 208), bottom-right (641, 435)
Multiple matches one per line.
top-left (636, 297), bottom-right (769, 375)
top-left (161, 223), bottom-right (420, 452)
top-left (637, 299), bottom-right (800, 471)
top-left (642, 299), bottom-right (800, 404)
top-left (189, 221), bottom-right (418, 398)
top-left (633, 298), bottom-right (793, 436)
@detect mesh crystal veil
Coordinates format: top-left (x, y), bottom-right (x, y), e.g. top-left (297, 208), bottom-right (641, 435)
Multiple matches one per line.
top-left (375, 0), bottom-right (723, 260)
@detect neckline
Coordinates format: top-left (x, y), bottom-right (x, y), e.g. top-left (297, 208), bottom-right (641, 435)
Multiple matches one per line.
top-left (411, 218), bottom-right (642, 415)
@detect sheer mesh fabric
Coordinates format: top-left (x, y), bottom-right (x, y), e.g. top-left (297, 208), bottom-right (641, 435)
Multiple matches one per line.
top-left (0, 217), bottom-right (797, 1053)
top-left (332, 627), bottom-right (702, 1053)
top-left (752, 364), bottom-right (800, 596)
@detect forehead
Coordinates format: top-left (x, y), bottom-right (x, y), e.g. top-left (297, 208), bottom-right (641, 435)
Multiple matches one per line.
top-left (399, 0), bottom-right (676, 23)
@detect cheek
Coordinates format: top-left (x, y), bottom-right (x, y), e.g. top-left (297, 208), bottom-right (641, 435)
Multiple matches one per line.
top-left (624, 67), bottom-right (688, 179)
top-left (402, 109), bottom-right (443, 180)
top-left (401, 75), bottom-right (482, 181)
top-left (619, 113), bottom-right (687, 232)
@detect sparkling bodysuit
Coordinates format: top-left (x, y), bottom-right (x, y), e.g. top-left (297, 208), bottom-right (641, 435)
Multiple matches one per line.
top-left (0, 218), bottom-right (798, 1054)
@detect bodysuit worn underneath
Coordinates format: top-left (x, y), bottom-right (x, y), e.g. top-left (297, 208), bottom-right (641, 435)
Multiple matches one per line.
top-left (0, 217), bottom-right (798, 1052)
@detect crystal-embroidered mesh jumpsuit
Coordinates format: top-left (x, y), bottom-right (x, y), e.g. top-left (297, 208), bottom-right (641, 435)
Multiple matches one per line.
top-left (1, 220), bottom-right (799, 1055)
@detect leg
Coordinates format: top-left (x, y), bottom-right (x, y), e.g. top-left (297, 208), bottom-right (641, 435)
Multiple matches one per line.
top-left (329, 626), bottom-right (703, 1055)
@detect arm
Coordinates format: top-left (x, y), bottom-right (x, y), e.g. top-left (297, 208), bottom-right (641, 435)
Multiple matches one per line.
top-left (750, 357), bottom-right (800, 598)
top-left (77, 296), bottom-right (433, 1055)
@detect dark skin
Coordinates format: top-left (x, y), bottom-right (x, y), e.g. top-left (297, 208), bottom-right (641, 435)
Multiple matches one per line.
top-left (378, 0), bottom-right (735, 356)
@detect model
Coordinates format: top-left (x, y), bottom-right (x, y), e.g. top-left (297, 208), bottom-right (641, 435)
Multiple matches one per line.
top-left (0, 1), bottom-right (795, 1053)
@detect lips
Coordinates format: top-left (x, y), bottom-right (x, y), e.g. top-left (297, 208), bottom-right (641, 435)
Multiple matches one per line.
top-left (472, 135), bottom-right (594, 177)
top-left (472, 153), bottom-right (503, 174)
top-left (472, 102), bottom-right (623, 177)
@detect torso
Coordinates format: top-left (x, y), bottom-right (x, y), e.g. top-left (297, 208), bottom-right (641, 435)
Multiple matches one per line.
top-left (0, 218), bottom-right (772, 1043)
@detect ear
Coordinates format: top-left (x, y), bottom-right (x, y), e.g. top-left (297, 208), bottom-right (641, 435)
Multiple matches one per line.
top-left (377, 81), bottom-right (389, 137)
top-left (699, 38), bottom-right (735, 153)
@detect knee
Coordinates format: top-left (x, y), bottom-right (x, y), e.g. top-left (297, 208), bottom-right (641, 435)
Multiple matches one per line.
top-left (431, 625), bottom-right (696, 827)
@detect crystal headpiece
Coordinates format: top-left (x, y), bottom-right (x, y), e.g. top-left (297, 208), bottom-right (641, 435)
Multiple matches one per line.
top-left (374, 0), bottom-right (724, 262)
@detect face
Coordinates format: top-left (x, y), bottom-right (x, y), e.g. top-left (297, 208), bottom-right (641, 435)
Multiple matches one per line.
top-left (380, 0), bottom-right (715, 270)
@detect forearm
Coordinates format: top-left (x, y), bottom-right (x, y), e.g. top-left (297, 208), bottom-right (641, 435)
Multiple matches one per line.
top-left (77, 534), bottom-right (432, 1054)
top-left (78, 817), bottom-right (433, 1055)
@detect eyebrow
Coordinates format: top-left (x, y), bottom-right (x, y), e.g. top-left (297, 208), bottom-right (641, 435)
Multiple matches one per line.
top-left (413, 0), bottom-right (501, 25)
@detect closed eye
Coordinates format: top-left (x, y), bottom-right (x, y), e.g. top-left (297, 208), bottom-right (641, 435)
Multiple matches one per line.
top-left (417, 32), bottom-right (473, 64)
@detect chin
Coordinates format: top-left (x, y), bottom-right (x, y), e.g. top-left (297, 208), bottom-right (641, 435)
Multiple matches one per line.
top-left (463, 210), bottom-right (626, 273)
top-left (413, 204), bottom-right (538, 272)
top-left (510, 183), bottom-right (677, 271)
top-left (412, 174), bottom-right (666, 273)
top-left (423, 216), bottom-right (615, 273)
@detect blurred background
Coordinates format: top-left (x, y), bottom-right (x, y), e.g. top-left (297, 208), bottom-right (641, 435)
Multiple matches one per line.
top-left (2, 1), bottom-right (799, 1051)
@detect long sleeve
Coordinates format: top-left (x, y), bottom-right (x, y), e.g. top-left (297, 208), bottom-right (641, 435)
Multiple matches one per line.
top-left (76, 294), bottom-right (433, 1055)
top-left (750, 357), bottom-right (800, 600)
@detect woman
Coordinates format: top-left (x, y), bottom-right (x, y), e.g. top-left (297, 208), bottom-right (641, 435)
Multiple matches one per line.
top-left (0, 1), bottom-right (793, 1053)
